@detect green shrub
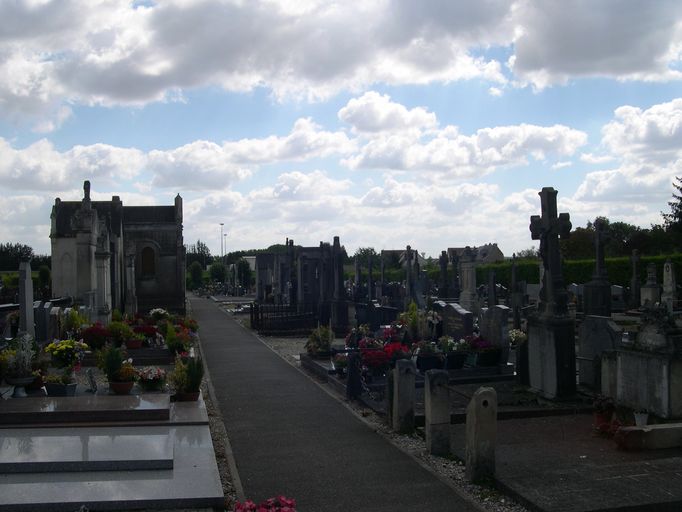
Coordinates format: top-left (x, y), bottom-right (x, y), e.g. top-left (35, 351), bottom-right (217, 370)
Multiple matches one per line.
top-left (305, 325), bottom-right (333, 355)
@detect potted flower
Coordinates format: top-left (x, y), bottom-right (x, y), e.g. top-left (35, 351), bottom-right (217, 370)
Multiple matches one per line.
top-left (96, 345), bottom-right (137, 394)
top-left (124, 332), bottom-right (146, 350)
top-left (332, 353), bottom-right (348, 377)
top-left (465, 335), bottom-right (500, 367)
top-left (170, 355), bottom-right (204, 401)
top-left (137, 366), bottom-right (167, 391)
top-left (414, 340), bottom-right (443, 373)
top-left (593, 395), bottom-right (615, 433)
top-left (43, 338), bottom-right (88, 396)
top-left (508, 329), bottom-right (527, 348)
top-left (107, 321), bottom-right (135, 347)
top-left (633, 408), bottom-right (649, 427)
top-left (5, 334), bottom-right (36, 397)
top-left (439, 336), bottom-right (468, 369)
top-left (7, 311), bottom-right (20, 337)
top-left (305, 325), bottom-right (333, 358)
top-left (82, 322), bottom-right (110, 350)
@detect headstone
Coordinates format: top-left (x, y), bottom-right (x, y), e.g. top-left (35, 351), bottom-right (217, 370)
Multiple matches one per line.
top-left (458, 247), bottom-right (478, 313)
top-left (48, 307), bottom-right (61, 342)
top-left (438, 251), bottom-right (449, 298)
top-left (425, 370), bottom-right (450, 456)
top-left (528, 187), bottom-right (575, 399)
top-left (662, 259), bottom-right (677, 312)
top-left (392, 359), bottom-right (416, 434)
top-left (465, 386), bottom-right (497, 483)
top-left (610, 285), bottom-right (626, 312)
top-left (487, 270), bottom-right (497, 307)
top-left (578, 316), bottom-right (622, 389)
top-left (436, 301), bottom-right (473, 340)
top-left (18, 261), bottom-right (35, 337)
top-left (346, 352), bottom-right (362, 400)
top-left (629, 250), bottom-right (641, 308)
top-left (583, 218), bottom-right (611, 317)
top-left (640, 263), bottom-right (661, 307)
top-left (526, 283), bottom-right (541, 304)
top-left (510, 254), bottom-right (523, 329)
top-left (450, 252), bottom-right (460, 301)
top-left (479, 305), bottom-right (511, 364)
top-left (33, 300), bottom-right (46, 343)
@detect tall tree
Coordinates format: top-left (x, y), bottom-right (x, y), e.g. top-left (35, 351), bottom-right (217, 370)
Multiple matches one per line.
top-left (662, 176), bottom-right (682, 249)
top-left (0, 243), bottom-right (34, 271)
top-left (186, 239), bottom-right (212, 268)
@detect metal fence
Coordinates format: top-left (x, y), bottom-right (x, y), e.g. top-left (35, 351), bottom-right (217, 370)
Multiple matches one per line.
top-left (250, 301), bottom-right (329, 333)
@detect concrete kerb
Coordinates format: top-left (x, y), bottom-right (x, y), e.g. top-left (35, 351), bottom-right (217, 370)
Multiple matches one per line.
top-left (187, 299), bottom-right (246, 504)
top-left (220, 307), bottom-right (488, 512)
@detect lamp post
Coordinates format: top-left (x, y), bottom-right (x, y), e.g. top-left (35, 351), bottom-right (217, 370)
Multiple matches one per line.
top-left (220, 223), bottom-right (224, 262)
top-left (223, 233), bottom-right (227, 264)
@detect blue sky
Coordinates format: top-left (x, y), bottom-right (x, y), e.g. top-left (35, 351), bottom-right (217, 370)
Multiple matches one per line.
top-left (1, 1), bottom-right (681, 259)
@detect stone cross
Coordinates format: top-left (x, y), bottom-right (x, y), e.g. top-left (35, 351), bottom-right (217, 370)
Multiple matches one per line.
top-left (18, 260), bottom-right (35, 337)
top-left (367, 253), bottom-right (373, 302)
top-left (405, 245), bottom-right (413, 304)
top-left (439, 250), bottom-right (449, 298)
top-left (592, 218), bottom-right (609, 279)
top-left (529, 187), bottom-right (572, 317)
top-left (630, 249), bottom-right (641, 308)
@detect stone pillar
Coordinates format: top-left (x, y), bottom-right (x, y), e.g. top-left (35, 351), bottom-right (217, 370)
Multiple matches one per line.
top-left (662, 259), bottom-right (677, 312)
top-left (95, 244), bottom-right (112, 324)
top-left (641, 263), bottom-right (661, 307)
top-left (124, 250), bottom-right (137, 316)
top-left (18, 260), bottom-right (35, 337)
top-left (458, 247), bottom-right (478, 313)
top-left (450, 252), bottom-right (460, 301)
top-left (367, 253), bottom-right (373, 302)
top-left (465, 386), bottom-right (497, 483)
top-left (487, 270), bottom-right (497, 307)
top-left (346, 352), bottom-right (362, 400)
top-left (583, 218), bottom-right (611, 316)
top-left (425, 370), bottom-right (450, 456)
top-left (629, 250), bottom-right (641, 308)
top-left (392, 359), bottom-right (416, 434)
top-left (438, 250), bottom-right (449, 299)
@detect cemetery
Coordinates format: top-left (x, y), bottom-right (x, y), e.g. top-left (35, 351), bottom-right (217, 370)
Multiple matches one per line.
top-left (3, 182), bottom-right (682, 511)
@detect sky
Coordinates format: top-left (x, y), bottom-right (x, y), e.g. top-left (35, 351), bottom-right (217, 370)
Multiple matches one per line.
top-left (1, 0), bottom-right (682, 259)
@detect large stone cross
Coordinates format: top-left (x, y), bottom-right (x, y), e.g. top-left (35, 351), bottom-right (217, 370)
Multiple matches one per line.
top-left (593, 218), bottom-right (609, 278)
top-left (529, 187), bottom-right (572, 316)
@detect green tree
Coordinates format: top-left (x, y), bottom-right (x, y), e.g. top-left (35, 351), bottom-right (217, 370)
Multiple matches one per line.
top-left (353, 247), bottom-right (378, 262)
top-left (186, 239), bottom-right (212, 268)
top-left (236, 259), bottom-right (252, 289)
top-left (188, 261), bottom-right (204, 289)
top-left (560, 226), bottom-right (594, 260)
top-left (662, 176), bottom-right (682, 249)
top-left (209, 261), bottom-right (227, 283)
top-left (38, 265), bottom-right (51, 289)
top-left (515, 247), bottom-right (538, 259)
top-left (0, 243), bottom-right (34, 271)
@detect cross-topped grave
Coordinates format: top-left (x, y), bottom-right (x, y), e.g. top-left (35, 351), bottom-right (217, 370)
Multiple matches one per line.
top-left (527, 187), bottom-right (576, 399)
top-left (630, 249), bottom-right (641, 308)
top-left (529, 187), bottom-right (572, 318)
top-left (583, 217), bottom-right (611, 316)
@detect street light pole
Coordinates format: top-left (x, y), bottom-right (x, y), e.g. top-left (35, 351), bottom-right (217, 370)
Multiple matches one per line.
top-left (220, 223), bottom-right (224, 261)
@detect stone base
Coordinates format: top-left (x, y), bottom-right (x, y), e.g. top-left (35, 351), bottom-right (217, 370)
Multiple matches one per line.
top-left (527, 315), bottom-right (576, 399)
top-left (616, 423), bottom-right (682, 450)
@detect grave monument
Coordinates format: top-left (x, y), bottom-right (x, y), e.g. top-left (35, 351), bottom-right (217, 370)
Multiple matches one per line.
top-left (527, 187), bottom-right (575, 399)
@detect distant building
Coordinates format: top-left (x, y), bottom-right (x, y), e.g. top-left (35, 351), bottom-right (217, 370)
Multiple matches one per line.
top-left (50, 181), bottom-right (185, 323)
top-left (448, 243), bottom-right (504, 264)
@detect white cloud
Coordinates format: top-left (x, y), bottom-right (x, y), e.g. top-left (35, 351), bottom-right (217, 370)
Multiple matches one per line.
top-left (551, 161), bottom-right (572, 170)
top-left (511, 0), bottom-right (682, 88)
top-left (580, 153), bottom-right (615, 165)
top-left (338, 91), bottom-right (437, 134)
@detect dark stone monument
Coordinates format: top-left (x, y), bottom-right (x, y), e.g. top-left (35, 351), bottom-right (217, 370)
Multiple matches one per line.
top-left (510, 254), bottom-right (523, 329)
top-left (629, 249), bottom-right (641, 309)
top-left (528, 187), bottom-right (575, 399)
top-left (641, 262), bottom-right (661, 307)
top-left (578, 316), bottom-right (622, 389)
top-left (583, 218), bottom-right (611, 316)
top-left (367, 253), bottom-right (374, 302)
top-left (487, 270), bottom-right (497, 307)
top-left (436, 300), bottom-right (473, 340)
top-left (458, 247), bottom-right (478, 313)
top-left (450, 252), bottom-right (460, 301)
top-left (331, 236), bottom-right (349, 333)
top-left (438, 250), bottom-right (449, 298)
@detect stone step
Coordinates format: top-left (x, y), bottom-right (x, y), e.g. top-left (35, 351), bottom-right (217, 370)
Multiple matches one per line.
top-left (0, 394), bottom-right (170, 426)
top-left (0, 425), bottom-right (224, 511)
top-left (0, 426), bottom-right (173, 473)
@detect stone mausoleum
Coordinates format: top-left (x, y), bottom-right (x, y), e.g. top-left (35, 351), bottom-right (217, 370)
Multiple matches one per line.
top-left (50, 181), bottom-right (185, 322)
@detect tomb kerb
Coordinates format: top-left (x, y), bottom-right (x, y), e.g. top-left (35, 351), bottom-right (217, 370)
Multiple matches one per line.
top-left (528, 187), bottom-right (576, 399)
top-left (583, 217), bottom-right (611, 317)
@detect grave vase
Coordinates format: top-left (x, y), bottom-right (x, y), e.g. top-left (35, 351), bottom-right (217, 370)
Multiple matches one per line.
top-left (45, 382), bottom-right (78, 397)
top-left (5, 376), bottom-right (35, 398)
top-left (444, 352), bottom-right (467, 370)
top-left (109, 380), bottom-right (134, 395)
top-left (416, 354), bottom-right (443, 373)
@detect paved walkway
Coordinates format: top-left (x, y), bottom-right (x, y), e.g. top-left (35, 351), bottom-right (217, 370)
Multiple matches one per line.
top-left (190, 296), bottom-right (479, 512)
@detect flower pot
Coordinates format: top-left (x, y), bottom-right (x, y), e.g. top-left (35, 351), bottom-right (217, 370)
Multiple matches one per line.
top-left (139, 380), bottom-right (165, 392)
top-left (26, 374), bottom-right (44, 390)
top-left (593, 411), bottom-right (613, 433)
top-left (468, 349), bottom-right (501, 367)
top-left (174, 391), bottom-right (200, 402)
top-left (45, 382), bottom-right (77, 397)
top-left (444, 352), bottom-right (467, 370)
top-left (109, 380), bottom-right (135, 395)
top-left (634, 412), bottom-right (649, 427)
top-left (5, 376), bottom-right (36, 398)
top-left (416, 354), bottom-right (443, 372)
top-left (125, 338), bottom-right (143, 349)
